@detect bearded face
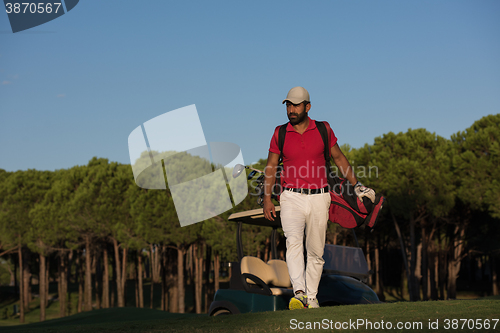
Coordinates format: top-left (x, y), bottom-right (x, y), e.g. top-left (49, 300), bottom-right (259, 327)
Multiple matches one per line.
top-left (287, 103), bottom-right (308, 125)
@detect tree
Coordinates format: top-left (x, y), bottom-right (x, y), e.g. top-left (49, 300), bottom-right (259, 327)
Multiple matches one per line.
top-left (356, 129), bottom-right (455, 301)
top-left (70, 158), bottom-right (134, 309)
top-left (452, 114), bottom-right (500, 218)
top-left (128, 159), bottom-right (177, 311)
top-left (0, 170), bottom-right (52, 322)
top-left (30, 167), bottom-right (84, 317)
top-left (450, 114), bottom-right (500, 297)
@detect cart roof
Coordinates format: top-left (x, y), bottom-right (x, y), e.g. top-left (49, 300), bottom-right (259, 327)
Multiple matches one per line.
top-left (228, 206), bottom-right (282, 228)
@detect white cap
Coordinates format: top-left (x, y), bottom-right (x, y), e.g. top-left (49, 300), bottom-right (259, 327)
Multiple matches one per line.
top-left (282, 86), bottom-right (310, 104)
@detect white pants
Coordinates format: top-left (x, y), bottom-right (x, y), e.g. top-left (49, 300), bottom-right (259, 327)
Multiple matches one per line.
top-left (280, 189), bottom-right (330, 298)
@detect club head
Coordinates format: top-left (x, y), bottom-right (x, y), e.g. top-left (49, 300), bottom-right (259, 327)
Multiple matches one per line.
top-left (232, 164), bottom-right (246, 179)
top-left (247, 170), bottom-right (257, 180)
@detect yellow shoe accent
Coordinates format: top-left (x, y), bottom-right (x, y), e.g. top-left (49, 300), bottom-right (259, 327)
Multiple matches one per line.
top-left (289, 293), bottom-right (307, 310)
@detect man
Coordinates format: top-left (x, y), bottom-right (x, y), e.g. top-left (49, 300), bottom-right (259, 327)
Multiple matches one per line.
top-left (263, 86), bottom-right (375, 309)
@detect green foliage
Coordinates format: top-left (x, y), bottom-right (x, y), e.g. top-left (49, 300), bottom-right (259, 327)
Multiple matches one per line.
top-left (29, 167), bottom-right (85, 252)
top-left (129, 185), bottom-right (174, 246)
top-left (0, 169), bottom-right (9, 183)
top-left (451, 114), bottom-right (500, 218)
top-left (0, 258), bottom-right (13, 286)
top-left (355, 128), bottom-right (455, 220)
top-left (0, 169), bottom-right (53, 248)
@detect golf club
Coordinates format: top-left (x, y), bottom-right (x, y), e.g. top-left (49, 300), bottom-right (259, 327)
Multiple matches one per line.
top-left (247, 170), bottom-right (257, 180)
top-left (232, 164), bottom-right (264, 179)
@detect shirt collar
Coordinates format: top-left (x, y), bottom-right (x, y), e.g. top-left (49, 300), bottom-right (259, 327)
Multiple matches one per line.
top-left (286, 117), bottom-right (316, 132)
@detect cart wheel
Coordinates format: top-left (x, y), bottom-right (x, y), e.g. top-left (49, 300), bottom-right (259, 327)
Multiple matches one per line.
top-left (212, 308), bottom-right (231, 316)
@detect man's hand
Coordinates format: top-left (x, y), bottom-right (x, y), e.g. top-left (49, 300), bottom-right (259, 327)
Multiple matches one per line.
top-left (354, 182), bottom-right (376, 203)
top-left (263, 199), bottom-right (276, 221)
top-left (263, 152), bottom-right (280, 221)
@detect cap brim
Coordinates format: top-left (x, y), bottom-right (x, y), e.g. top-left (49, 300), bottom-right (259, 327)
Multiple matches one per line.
top-left (282, 98), bottom-right (306, 104)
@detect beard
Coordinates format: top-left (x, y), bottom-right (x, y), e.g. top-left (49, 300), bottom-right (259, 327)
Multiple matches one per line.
top-left (287, 110), bottom-right (308, 125)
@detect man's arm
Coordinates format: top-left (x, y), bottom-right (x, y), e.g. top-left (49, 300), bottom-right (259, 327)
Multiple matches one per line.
top-left (330, 143), bottom-right (357, 186)
top-left (331, 143), bottom-right (376, 203)
top-left (263, 151), bottom-right (280, 221)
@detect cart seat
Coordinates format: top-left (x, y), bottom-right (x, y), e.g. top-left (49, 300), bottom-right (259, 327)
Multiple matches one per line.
top-left (240, 256), bottom-right (293, 296)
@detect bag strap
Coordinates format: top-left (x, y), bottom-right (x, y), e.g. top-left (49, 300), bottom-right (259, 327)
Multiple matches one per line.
top-left (278, 123), bottom-right (288, 163)
top-left (315, 121), bottom-right (330, 162)
top-left (315, 121), bottom-right (336, 190)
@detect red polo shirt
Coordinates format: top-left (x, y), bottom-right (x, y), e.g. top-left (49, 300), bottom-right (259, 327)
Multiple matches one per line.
top-left (269, 118), bottom-right (337, 189)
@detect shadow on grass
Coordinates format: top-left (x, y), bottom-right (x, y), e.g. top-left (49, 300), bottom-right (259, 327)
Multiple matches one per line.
top-left (0, 307), bottom-right (204, 331)
top-left (0, 280), bottom-right (221, 327)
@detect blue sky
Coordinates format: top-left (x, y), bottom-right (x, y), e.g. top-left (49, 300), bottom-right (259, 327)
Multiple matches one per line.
top-left (1, 0), bottom-right (499, 171)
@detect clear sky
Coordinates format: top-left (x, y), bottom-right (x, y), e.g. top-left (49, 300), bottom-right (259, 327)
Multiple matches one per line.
top-left (1, 0), bottom-right (499, 172)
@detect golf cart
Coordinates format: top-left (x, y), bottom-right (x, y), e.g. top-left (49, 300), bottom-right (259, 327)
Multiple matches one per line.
top-left (208, 206), bottom-right (380, 316)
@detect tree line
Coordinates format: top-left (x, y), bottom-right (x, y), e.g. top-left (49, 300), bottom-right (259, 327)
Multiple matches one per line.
top-left (344, 114), bottom-right (500, 302)
top-left (0, 114), bottom-right (499, 323)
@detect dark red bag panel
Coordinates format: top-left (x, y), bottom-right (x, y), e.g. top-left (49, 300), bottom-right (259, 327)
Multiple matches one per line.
top-left (364, 195), bottom-right (385, 228)
top-left (329, 191), bottom-right (366, 228)
top-left (328, 177), bottom-right (385, 229)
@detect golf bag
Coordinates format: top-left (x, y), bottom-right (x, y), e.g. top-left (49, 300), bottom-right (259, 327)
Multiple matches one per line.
top-left (329, 176), bottom-right (384, 229)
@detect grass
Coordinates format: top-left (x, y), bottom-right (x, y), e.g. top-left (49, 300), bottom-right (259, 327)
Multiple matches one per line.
top-left (0, 297), bottom-right (499, 332)
top-left (1, 281), bottom-right (498, 332)
top-left (0, 280), bottom-right (214, 326)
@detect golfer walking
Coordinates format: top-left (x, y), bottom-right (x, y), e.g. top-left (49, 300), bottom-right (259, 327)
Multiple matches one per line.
top-left (263, 87), bottom-right (375, 309)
